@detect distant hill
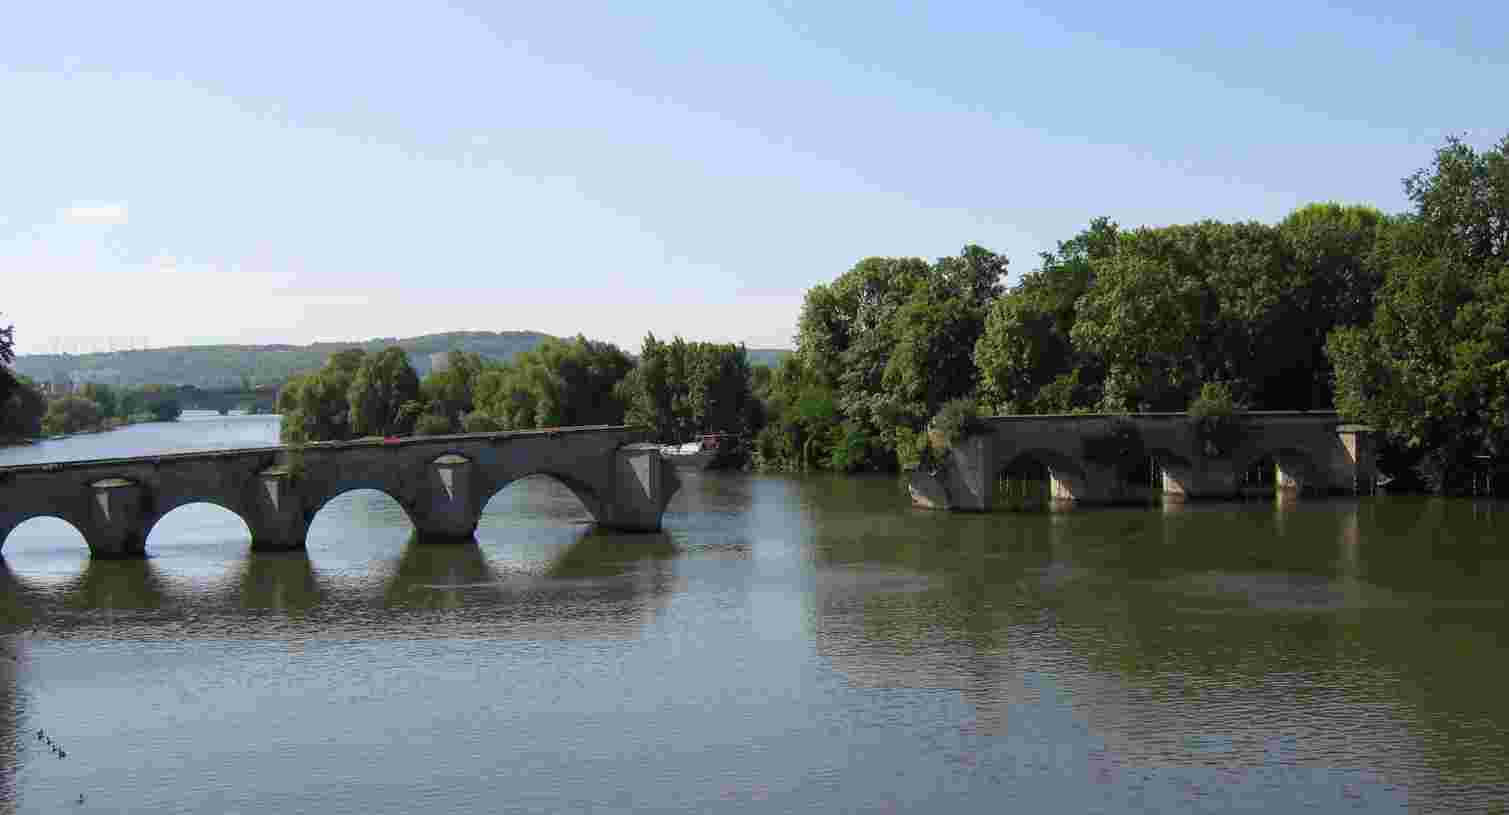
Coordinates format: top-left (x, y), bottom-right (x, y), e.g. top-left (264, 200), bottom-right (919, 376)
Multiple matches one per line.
top-left (14, 331), bottom-right (555, 389)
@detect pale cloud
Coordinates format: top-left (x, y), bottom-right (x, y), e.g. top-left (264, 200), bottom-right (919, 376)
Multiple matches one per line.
top-left (62, 202), bottom-right (129, 225)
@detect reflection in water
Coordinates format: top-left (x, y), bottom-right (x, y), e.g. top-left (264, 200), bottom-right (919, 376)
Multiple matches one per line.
top-left (382, 536), bottom-right (498, 610)
top-left (64, 557), bottom-right (168, 616)
top-left (235, 552), bottom-right (326, 614)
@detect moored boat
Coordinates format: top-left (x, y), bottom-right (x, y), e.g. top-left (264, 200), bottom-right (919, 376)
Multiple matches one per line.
top-left (660, 432), bottom-right (736, 470)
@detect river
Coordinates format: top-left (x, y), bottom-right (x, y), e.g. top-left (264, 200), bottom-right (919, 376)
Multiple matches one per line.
top-left (1, 412), bottom-right (1506, 813)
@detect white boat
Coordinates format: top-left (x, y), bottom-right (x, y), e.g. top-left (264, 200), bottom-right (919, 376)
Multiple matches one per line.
top-left (659, 433), bottom-right (734, 470)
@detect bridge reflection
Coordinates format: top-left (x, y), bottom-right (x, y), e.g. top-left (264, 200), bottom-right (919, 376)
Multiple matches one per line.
top-left (0, 526), bottom-right (682, 641)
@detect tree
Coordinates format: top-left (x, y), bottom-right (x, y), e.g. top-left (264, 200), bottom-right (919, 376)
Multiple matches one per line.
top-left (472, 336), bottom-right (633, 430)
top-left (79, 383), bottom-right (119, 419)
top-left (42, 396), bottom-right (102, 435)
top-left (1328, 135), bottom-right (1509, 490)
top-left (348, 346), bottom-right (421, 437)
top-left (0, 375), bottom-right (45, 440)
top-left (279, 349), bottom-right (368, 443)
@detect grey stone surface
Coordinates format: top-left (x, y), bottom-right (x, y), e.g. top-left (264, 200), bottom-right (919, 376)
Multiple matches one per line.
top-left (0, 426), bottom-right (680, 558)
top-left (923, 412), bottom-right (1376, 511)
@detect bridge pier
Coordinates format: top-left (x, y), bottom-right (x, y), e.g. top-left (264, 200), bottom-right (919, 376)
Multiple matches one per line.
top-left (248, 468), bottom-right (309, 552)
top-left (84, 478), bottom-right (149, 559)
top-left (593, 444), bottom-right (680, 532)
top-left (1161, 460), bottom-right (1238, 501)
top-left (413, 454), bottom-right (481, 544)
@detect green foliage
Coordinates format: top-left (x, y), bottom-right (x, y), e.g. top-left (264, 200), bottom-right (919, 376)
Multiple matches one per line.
top-left (974, 219), bottom-right (1115, 413)
top-left (471, 336), bottom-right (633, 430)
top-left (0, 375), bottom-right (45, 440)
top-left (420, 350), bottom-right (488, 424)
top-left (460, 410), bottom-right (504, 433)
top-left (618, 335), bottom-right (758, 442)
top-left (780, 246), bottom-right (1005, 471)
top-left (42, 395), bottom-right (102, 435)
top-left (279, 349), bottom-right (367, 443)
top-left (1327, 135), bottom-right (1509, 490)
top-left (931, 398), bottom-right (981, 446)
top-left (1188, 381), bottom-right (1246, 457)
top-left (348, 347), bottom-right (422, 437)
top-left (413, 412), bottom-right (455, 436)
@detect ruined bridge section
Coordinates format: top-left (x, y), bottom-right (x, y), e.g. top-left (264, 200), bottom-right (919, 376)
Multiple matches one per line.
top-left (0, 426), bottom-right (680, 559)
top-left (911, 412), bottom-right (1376, 511)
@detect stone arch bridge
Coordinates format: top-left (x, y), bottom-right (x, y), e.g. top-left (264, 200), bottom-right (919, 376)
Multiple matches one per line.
top-left (910, 412), bottom-right (1376, 511)
top-left (0, 426), bottom-right (679, 558)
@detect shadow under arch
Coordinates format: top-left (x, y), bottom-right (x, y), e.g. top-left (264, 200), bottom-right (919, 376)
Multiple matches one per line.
top-left (233, 551), bottom-right (326, 613)
top-left (993, 448), bottom-right (1087, 511)
top-left (481, 472), bottom-right (602, 527)
top-left (1232, 446), bottom-right (1322, 497)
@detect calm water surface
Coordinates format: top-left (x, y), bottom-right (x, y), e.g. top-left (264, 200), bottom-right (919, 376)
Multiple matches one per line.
top-left (1, 413), bottom-right (1506, 812)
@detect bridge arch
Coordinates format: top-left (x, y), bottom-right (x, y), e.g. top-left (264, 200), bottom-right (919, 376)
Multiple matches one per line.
top-left (1232, 446), bottom-right (1322, 496)
top-left (993, 448), bottom-right (1087, 510)
top-left (305, 486), bottom-right (419, 553)
top-left (481, 471), bottom-right (606, 525)
top-left (0, 513), bottom-right (91, 556)
top-left (142, 501), bottom-right (254, 554)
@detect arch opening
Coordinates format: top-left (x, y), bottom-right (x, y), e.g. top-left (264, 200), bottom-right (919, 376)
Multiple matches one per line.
top-left (1237, 448), bottom-right (1319, 499)
top-left (478, 474), bottom-right (602, 558)
top-left (0, 516), bottom-right (90, 578)
top-left (481, 473), bottom-right (599, 527)
top-left (993, 450), bottom-right (1082, 512)
top-left (305, 488), bottom-right (416, 568)
top-left (142, 502), bottom-right (253, 579)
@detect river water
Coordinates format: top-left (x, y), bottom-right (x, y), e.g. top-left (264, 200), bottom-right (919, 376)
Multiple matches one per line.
top-left (1, 413), bottom-right (1506, 813)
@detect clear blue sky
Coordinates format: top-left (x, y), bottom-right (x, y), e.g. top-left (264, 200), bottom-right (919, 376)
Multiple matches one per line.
top-left (3, 1), bottom-right (1505, 356)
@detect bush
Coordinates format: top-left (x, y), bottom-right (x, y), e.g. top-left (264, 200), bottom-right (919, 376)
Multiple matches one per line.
top-left (413, 413), bottom-right (454, 436)
top-left (42, 396), bottom-right (102, 435)
top-left (931, 398), bottom-right (981, 446)
top-left (460, 411), bottom-right (504, 433)
top-left (1188, 381), bottom-right (1246, 457)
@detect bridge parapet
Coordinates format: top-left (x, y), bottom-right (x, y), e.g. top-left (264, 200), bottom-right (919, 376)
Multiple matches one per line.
top-left (0, 425), bottom-right (679, 558)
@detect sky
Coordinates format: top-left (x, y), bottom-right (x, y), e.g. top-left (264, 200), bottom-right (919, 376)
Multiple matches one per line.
top-left (2, 1), bottom-right (1506, 357)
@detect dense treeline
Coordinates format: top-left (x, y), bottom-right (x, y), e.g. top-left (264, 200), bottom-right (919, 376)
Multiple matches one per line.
top-left (752, 135), bottom-right (1509, 491)
top-left (278, 335), bottom-right (756, 447)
